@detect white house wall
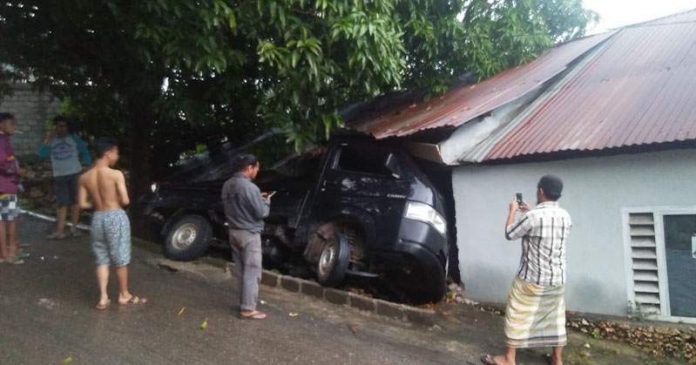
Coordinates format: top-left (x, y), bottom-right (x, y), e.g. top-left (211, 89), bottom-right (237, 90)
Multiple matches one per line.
top-left (453, 148), bottom-right (696, 316)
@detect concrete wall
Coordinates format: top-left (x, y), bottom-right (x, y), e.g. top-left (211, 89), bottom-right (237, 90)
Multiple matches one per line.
top-left (0, 83), bottom-right (60, 157)
top-left (453, 148), bottom-right (696, 316)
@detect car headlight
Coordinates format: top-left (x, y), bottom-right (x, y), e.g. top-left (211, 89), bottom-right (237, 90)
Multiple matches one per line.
top-left (150, 182), bottom-right (159, 193)
top-left (404, 201), bottom-right (447, 236)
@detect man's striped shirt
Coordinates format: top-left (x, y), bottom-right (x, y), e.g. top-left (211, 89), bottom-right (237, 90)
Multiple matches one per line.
top-left (505, 201), bottom-right (572, 287)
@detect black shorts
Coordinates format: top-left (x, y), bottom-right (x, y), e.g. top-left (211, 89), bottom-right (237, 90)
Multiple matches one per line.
top-left (54, 173), bottom-right (80, 207)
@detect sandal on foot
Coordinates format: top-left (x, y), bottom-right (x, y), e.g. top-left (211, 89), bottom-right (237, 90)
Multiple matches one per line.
top-left (119, 295), bottom-right (148, 305)
top-left (240, 311), bottom-right (267, 320)
top-left (47, 232), bottom-right (66, 240)
top-left (8, 257), bottom-right (24, 265)
top-left (481, 354), bottom-right (505, 365)
top-left (95, 299), bottom-right (111, 311)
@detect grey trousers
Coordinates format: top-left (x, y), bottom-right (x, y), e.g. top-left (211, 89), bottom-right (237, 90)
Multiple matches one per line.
top-left (228, 229), bottom-right (262, 311)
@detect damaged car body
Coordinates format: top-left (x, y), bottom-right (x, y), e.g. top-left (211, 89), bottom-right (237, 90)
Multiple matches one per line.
top-left (136, 134), bottom-right (449, 303)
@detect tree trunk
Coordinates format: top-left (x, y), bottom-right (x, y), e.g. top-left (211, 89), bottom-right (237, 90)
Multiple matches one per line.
top-left (125, 96), bottom-right (156, 238)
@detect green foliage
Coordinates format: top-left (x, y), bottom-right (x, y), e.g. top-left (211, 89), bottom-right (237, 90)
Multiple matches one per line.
top-left (0, 0), bottom-right (597, 177)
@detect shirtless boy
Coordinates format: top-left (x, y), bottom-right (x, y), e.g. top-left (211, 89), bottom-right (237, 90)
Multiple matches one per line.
top-left (78, 138), bottom-right (146, 310)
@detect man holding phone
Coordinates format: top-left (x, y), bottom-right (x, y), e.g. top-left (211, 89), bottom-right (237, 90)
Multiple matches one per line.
top-left (482, 175), bottom-right (572, 365)
top-left (221, 154), bottom-right (271, 320)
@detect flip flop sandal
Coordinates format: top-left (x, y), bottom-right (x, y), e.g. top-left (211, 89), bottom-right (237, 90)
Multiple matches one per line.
top-left (240, 311), bottom-right (267, 320)
top-left (95, 299), bottom-right (111, 311)
top-left (47, 233), bottom-right (67, 240)
top-left (120, 296), bottom-right (148, 305)
top-left (480, 354), bottom-right (501, 365)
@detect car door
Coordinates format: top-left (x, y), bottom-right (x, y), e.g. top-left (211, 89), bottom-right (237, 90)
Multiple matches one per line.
top-left (306, 142), bottom-right (410, 249)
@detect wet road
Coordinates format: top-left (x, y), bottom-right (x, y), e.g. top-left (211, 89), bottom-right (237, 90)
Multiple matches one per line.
top-left (0, 217), bottom-right (472, 365)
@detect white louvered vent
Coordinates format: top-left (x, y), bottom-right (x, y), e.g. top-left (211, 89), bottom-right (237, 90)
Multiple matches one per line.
top-left (628, 213), bottom-right (661, 314)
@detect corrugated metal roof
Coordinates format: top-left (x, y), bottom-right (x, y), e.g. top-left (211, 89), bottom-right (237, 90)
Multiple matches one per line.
top-left (347, 32), bottom-right (613, 139)
top-left (485, 10), bottom-right (696, 161)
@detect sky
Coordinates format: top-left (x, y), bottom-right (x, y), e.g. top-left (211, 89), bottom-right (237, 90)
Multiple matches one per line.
top-left (583, 0), bottom-right (696, 33)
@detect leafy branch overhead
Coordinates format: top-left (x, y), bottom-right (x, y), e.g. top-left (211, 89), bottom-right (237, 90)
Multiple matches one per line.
top-left (0, 0), bottom-right (596, 181)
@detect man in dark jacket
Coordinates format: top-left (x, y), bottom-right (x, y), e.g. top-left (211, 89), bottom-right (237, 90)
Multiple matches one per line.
top-left (221, 154), bottom-right (271, 319)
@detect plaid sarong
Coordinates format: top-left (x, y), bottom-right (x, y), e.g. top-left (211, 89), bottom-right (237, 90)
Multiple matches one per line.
top-left (504, 277), bottom-right (567, 348)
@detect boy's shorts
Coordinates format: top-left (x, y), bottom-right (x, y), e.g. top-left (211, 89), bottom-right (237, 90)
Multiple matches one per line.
top-left (90, 209), bottom-right (131, 267)
top-left (0, 194), bottom-right (19, 221)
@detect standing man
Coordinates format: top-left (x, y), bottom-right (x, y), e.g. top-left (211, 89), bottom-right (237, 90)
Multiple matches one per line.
top-left (482, 175), bottom-right (572, 365)
top-left (78, 138), bottom-right (146, 310)
top-left (222, 154), bottom-right (271, 320)
top-left (0, 113), bottom-right (24, 264)
top-left (39, 116), bottom-right (92, 239)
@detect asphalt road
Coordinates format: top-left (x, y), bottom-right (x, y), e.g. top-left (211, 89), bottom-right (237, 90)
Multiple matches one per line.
top-left (0, 217), bottom-right (474, 365)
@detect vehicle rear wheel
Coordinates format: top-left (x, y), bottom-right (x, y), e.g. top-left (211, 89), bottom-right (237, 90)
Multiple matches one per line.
top-left (163, 215), bottom-right (212, 261)
top-left (316, 233), bottom-right (351, 286)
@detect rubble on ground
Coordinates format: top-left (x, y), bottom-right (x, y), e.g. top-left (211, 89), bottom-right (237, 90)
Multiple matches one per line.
top-left (444, 286), bottom-right (696, 363)
top-left (567, 318), bottom-right (696, 363)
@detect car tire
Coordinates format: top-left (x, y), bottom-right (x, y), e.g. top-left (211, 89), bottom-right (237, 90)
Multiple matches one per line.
top-left (316, 232), bottom-right (351, 286)
top-left (163, 215), bottom-right (212, 261)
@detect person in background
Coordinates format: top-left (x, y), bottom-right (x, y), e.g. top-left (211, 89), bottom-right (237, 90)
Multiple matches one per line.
top-left (39, 116), bottom-right (92, 239)
top-left (0, 112), bottom-right (25, 264)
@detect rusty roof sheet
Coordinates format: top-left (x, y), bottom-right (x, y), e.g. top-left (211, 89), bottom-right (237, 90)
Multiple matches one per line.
top-left (485, 10), bottom-right (696, 162)
top-left (347, 32), bottom-right (613, 139)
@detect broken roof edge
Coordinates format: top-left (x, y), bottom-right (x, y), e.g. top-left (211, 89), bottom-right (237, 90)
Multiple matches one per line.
top-left (431, 31), bottom-right (618, 165)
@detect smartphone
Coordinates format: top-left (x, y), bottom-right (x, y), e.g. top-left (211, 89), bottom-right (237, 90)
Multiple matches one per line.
top-left (515, 193), bottom-right (523, 205)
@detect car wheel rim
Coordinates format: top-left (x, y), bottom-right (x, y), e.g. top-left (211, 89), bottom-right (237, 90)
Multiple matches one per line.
top-left (172, 223), bottom-right (198, 250)
top-left (318, 242), bottom-right (337, 279)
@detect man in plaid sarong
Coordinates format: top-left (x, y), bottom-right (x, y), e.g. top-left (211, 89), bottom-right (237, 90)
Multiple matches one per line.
top-left (483, 175), bottom-right (572, 365)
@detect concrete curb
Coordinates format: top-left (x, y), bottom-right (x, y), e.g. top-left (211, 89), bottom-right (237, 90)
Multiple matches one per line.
top-left (256, 267), bottom-right (437, 326)
top-left (151, 257), bottom-right (436, 326)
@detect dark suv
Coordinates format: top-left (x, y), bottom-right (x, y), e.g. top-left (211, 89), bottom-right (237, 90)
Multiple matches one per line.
top-left (136, 135), bottom-right (449, 303)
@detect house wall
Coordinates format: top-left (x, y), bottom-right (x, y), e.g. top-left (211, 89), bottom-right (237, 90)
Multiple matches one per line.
top-left (453, 148), bottom-right (696, 316)
top-left (0, 83), bottom-right (60, 157)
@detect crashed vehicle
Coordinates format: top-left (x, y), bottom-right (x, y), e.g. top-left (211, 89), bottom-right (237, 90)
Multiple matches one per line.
top-left (136, 134), bottom-right (449, 303)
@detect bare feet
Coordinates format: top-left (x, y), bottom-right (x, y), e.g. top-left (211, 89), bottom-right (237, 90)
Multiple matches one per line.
top-left (240, 310), bottom-right (267, 320)
top-left (118, 294), bottom-right (148, 305)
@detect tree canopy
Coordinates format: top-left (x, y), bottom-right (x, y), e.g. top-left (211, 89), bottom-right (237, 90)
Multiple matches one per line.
top-left (0, 0), bottom-right (596, 193)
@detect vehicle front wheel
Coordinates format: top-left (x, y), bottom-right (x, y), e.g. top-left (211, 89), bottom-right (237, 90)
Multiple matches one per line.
top-left (163, 215), bottom-right (212, 261)
top-left (316, 233), bottom-right (351, 286)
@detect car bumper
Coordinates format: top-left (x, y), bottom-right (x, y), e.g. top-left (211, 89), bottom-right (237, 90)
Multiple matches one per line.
top-left (372, 220), bottom-right (448, 303)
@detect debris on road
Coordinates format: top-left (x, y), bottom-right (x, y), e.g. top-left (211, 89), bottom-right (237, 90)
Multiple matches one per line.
top-left (567, 317), bottom-right (696, 363)
top-left (177, 307), bottom-right (186, 316)
top-left (199, 319), bottom-right (208, 330)
top-left (38, 298), bottom-right (57, 310)
top-left (289, 312), bottom-right (299, 318)
top-left (62, 355), bottom-right (73, 364)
